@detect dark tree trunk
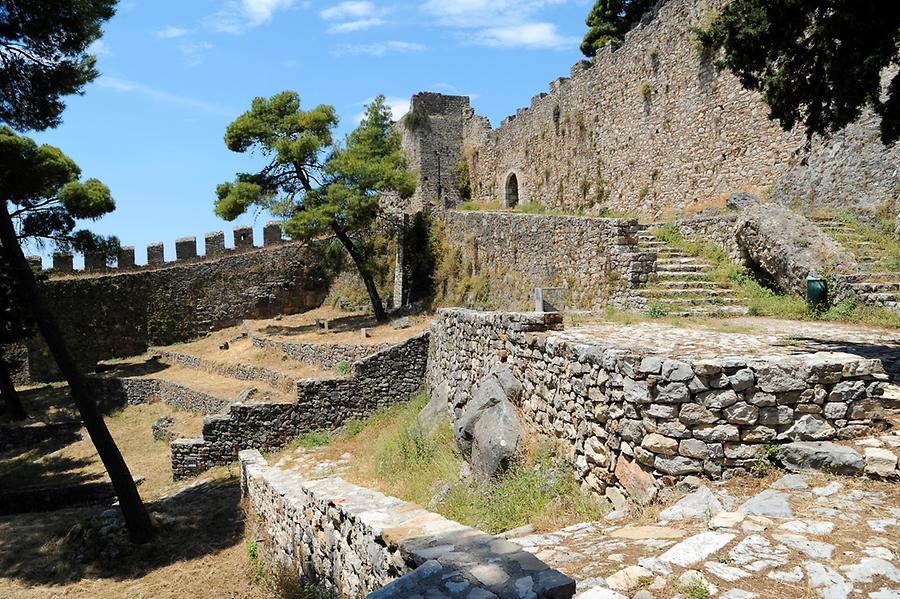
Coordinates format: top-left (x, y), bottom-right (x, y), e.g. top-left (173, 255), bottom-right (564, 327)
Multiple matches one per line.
top-left (0, 201), bottom-right (154, 543)
top-left (331, 224), bottom-right (389, 323)
top-left (0, 358), bottom-right (26, 420)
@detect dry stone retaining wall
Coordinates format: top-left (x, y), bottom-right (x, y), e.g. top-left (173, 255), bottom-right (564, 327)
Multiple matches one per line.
top-left (439, 210), bottom-right (655, 310)
top-left (157, 350), bottom-right (296, 393)
top-left (240, 450), bottom-right (575, 598)
top-left (88, 375), bottom-right (232, 414)
top-left (248, 332), bottom-right (392, 370)
top-left (427, 309), bottom-right (888, 499)
top-left (171, 333), bottom-right (429, 479)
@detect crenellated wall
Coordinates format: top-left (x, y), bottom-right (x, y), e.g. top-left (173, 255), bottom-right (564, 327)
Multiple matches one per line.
top-left (25, 238), bottom-right (328, 382)
top-left (400, 0), bottom-right (898, 218)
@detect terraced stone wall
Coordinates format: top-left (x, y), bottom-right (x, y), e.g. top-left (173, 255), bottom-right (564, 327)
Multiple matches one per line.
top-left (24, 242), bottom-right (328, 383)
top-left (88, 375), bottom-right (233, 414)
top-left (240, 450), bottom-right (575, 598)
top-left (248, 332), bottom-right (392, 370)
top-left (427, 309), bottom-right (888, 500)
top-left (171, 332), bottom-right (429, 479)
top-left (438, 211), bottom-right (655, 310)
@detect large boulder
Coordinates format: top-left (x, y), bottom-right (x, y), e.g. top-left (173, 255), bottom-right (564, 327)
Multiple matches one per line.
top-left (454, 366), bottom-right (525, 480)
top-left (471, 400), bottom-right (523, 481)
top-left (780, 441), bottom-right (865, 475)
top-left (735, 204), bottom-right (854, 295)
top-left (415, 383), bottom-right (450, 436)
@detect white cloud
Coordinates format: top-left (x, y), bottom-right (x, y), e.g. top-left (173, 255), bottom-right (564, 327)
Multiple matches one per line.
top-left (177, 40), bottom-right (215, 65)
top-left (422, 0), bottom-right (565, 28)
top-left (334, 40), bottom-right (426, 56)
top-left (327, 18), bottom-right (384, 33)
top-left (354, 95), bottom-right (410, 123)
top-left (208, 0), bottom-right (296, 33)
top-left (472, 22), bottom-right (578, 49)
top-left (320, 1), bottom-right (387, 34)
top-left (96, 76), bottom-right (232, 116)
top-left (320, 1), bottom-right (375, 20)
top-left (88, 40), bottom-right (112, 56)
top-left (156, 26), bottom-right (188, 39)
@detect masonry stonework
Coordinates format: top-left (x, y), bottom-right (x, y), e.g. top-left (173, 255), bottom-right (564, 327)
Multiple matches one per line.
top-left (427, 310), bottom-right (888, 500)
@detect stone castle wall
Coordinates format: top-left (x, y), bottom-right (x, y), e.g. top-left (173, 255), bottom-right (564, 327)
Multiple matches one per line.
top-left (240, 450), bottom-right (575, 598)
top-left (27, 239), bottom-right (327, 382)
top-left (171, 332), bottom-right (429, 479)
top-left (438, 210), bottom-right (655, 310)
top-left (427, 309), bottom-right (888, 499)
top-left (403, 0), bottom-right (897, 218)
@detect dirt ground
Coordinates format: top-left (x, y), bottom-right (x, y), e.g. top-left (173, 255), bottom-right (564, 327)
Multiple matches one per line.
top-left (245, 305), bottom-right (431, 345)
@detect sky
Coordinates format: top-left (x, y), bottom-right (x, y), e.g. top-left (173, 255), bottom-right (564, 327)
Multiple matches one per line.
top-left (30, 0), bottom-right (593, 267)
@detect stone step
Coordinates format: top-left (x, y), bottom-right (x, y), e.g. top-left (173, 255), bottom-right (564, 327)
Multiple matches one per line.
top-left (864, 292), bottom-right (900, 303)
top-left (645, 296), bottom-right (743, 305)
top-left (656, 263), bottom-right (714, 273)
top-left (655, 280), bottom-right (721, 289)
top-left (639, 287), bottom-right (735, 298)
top-left (851, 281), bottom-right (900, 293)
top-left (656, 270), bottom-right (718, 280)
top-left (667, 305), bottom-right (750, 317)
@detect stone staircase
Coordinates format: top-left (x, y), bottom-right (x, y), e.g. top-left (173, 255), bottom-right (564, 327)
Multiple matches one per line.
top-left (636, 229), bottom-right (749, 317)
top-left (811, 216), bottom-right (900, 310)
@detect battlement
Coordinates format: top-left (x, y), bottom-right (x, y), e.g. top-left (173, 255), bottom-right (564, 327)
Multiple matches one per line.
top-left (48, 221), bottom-right (286, 276)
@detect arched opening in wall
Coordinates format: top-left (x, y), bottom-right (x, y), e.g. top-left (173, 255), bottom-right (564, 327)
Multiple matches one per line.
top-left (505, 173), bottom-right (519, 208)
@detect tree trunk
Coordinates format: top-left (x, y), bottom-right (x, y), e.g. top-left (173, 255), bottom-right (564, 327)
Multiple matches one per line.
top-left (331, 224), bottom-right (389, 323)
top-left (0, 201), bottom-right (154, 543)
top-left (0, 358), bottom-right (26, 421)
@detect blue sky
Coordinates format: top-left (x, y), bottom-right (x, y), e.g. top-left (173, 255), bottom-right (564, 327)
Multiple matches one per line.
top-left (30, 0), bottom-right (592, 266)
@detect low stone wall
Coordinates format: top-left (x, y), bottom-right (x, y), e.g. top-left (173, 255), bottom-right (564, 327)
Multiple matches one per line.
top-left (427, 309), bottom-right (888, 501)
top-left (88, 376), bottom-right (232, 414)
top-left (663, 213), bottom-right (748, 265)
top-left (438, 210), bottom-right (655, 310)
top-left (240, 450), bottom-right (575, 598)
top-left (248, 332), bottom-right (391, 370)
top-left (0, 421), bottom-right (82, 452)
top-left (171, 333), bottom-right (429, 479)
top-left (157, 350), bottom-right (296, 393)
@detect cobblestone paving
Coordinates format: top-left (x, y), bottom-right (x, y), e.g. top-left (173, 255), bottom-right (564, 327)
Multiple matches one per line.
top-left (511, 435), bottom-right (900, 599)
top-left (565, 318), bottom-right (900, 381)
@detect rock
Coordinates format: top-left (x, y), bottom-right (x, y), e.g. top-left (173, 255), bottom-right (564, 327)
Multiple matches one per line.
top-left (692, 424), bottom-right (740, 442)
top-left (758, 405), bottom-right (794, 426)
top-left (654, 455), bottom-right (702, 476)
top-left (780, 414), bottom-right (836, 441)
top-left (738, 490), bottom-right (793, 518)
top-left (726, 191), bottom-right (759, 210)
top-left (641, 433), bottom-right (678, 456)
top-left (720, 591), bottom-right (757, 599)
top-left (633, 590), bottom-right (655, 599)
top-left (708, 511), bottom-right (745, 530)
top-left (490, 365), bottom-right (523, 404)
top-left (840, 557), bottom-right (900, 584)
top-left (614, 457), bottom-right (657, 505)
top-left (767, 566), bottom-right (804, 583)
top-left (780, 441), bottom-right (865, 475)
top-left (662, 359), bottom-right (694, 382)
top-left (698, 388), bottom-right (739, 409)
top-left (623, 378), bottom-right (650, 403)
top-left (778, 520), bottom-right (834, 535)
top-left (658, 531), bottom-right (735, 567)
top-left (772, 534), bottom-right (835, 559)
top-left (728, 368), bottom-right (756, 392)
top-left (729, 535), bottom-right (790, 571)
top-left (235, 387), bottom-right (259, 403)
top-left (218, 341), bottom-right (229, 350)
top-left (605, 486), bottom-right (627, 510)
top-left (805, 562), bottom-right (853, 599)
top-left (675, 475), bottom-right (702, 493)
top-left (811, 481), bottom-right (843, 497)
top-left (704, 560), bottom-right (751, 582)
top-left (605, 565), bottom-right (652, 592)
top-left (678, 403), bottom-right (718, 425)
top-left (390, 317), bottom-right (411, 329)
top-left (864, 447), bottom-right (898, 478)
top-left (470, 400), bottom-right (523, 480)
top-left (659, 486), bottom-right (722, 521)
top-left (677, 569), bottom-right (711, 589)
top-left (723, 402), bottom-right (758, 425)
top-left (770, 473), bottom-right (808, 490)
top-left (414, 386), bottom-right (449, 435)
top-left (577, 587), bottom-right (629, 599)
top-left (151, 415), bottom-right (176, 441)
top-left (454, 377), bottom-right (506, 455)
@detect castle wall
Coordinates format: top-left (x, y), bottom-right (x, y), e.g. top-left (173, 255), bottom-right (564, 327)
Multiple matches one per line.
top-left (438, 210), bottom-right (655, 310)
top-left (28, 240), bottom-right (327, 382)
top-left (434, 0), bottom-right (899, 217)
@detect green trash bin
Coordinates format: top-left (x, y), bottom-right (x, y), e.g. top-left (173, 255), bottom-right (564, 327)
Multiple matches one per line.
top-left (806, 274), bottom-right (828, 308)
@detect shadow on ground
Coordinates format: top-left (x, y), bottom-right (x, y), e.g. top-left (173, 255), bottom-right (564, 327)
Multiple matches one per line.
top-left (0, 477), bottom-right (247, 586)
top-left (777, 336), bottom-right (900, 382)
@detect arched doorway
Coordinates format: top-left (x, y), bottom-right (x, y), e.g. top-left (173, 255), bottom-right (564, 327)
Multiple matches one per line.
top-left (505, 173), bottom-right (519, 207)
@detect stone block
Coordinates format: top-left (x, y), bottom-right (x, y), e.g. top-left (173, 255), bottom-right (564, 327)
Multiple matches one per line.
top-left (263, 221), bottom-right (284, 245)
top-left (147, 242), bottom-right (165, 265)
top-left (117, 246), bottom-right (135, 269)
top-left (52, 253), bottom-right (74, 272)
top-left (25, 255), bottom-right (42, 271)
top-left (175, 236), bottom-right (197, 260)
top-left (234, 225), bottom-right (254, 249)
top-left (205, 231), bottom-right (226, 256)
top-left (84, 252), bottom-right (107, 272)
top-left (641, 433), bottom-right (678, 456)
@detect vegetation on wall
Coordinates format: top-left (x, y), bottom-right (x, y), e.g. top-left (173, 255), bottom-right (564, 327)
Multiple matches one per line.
top-left (451, 159), bottom-right (471, 201)
top-left (580, 0), bottom-right (656, 58)
top-left (696, 0), bottom-right (900, 145)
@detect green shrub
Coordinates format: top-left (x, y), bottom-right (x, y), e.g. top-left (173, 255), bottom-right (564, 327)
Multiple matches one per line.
top-left (514, 201), bottom-right (547, 215)
top-left (336, 360), bottom-right (351, 375)
top-left (294, 430), bottom-right (332, 448)
top-left (647, 301), bottom-right (669, 318)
